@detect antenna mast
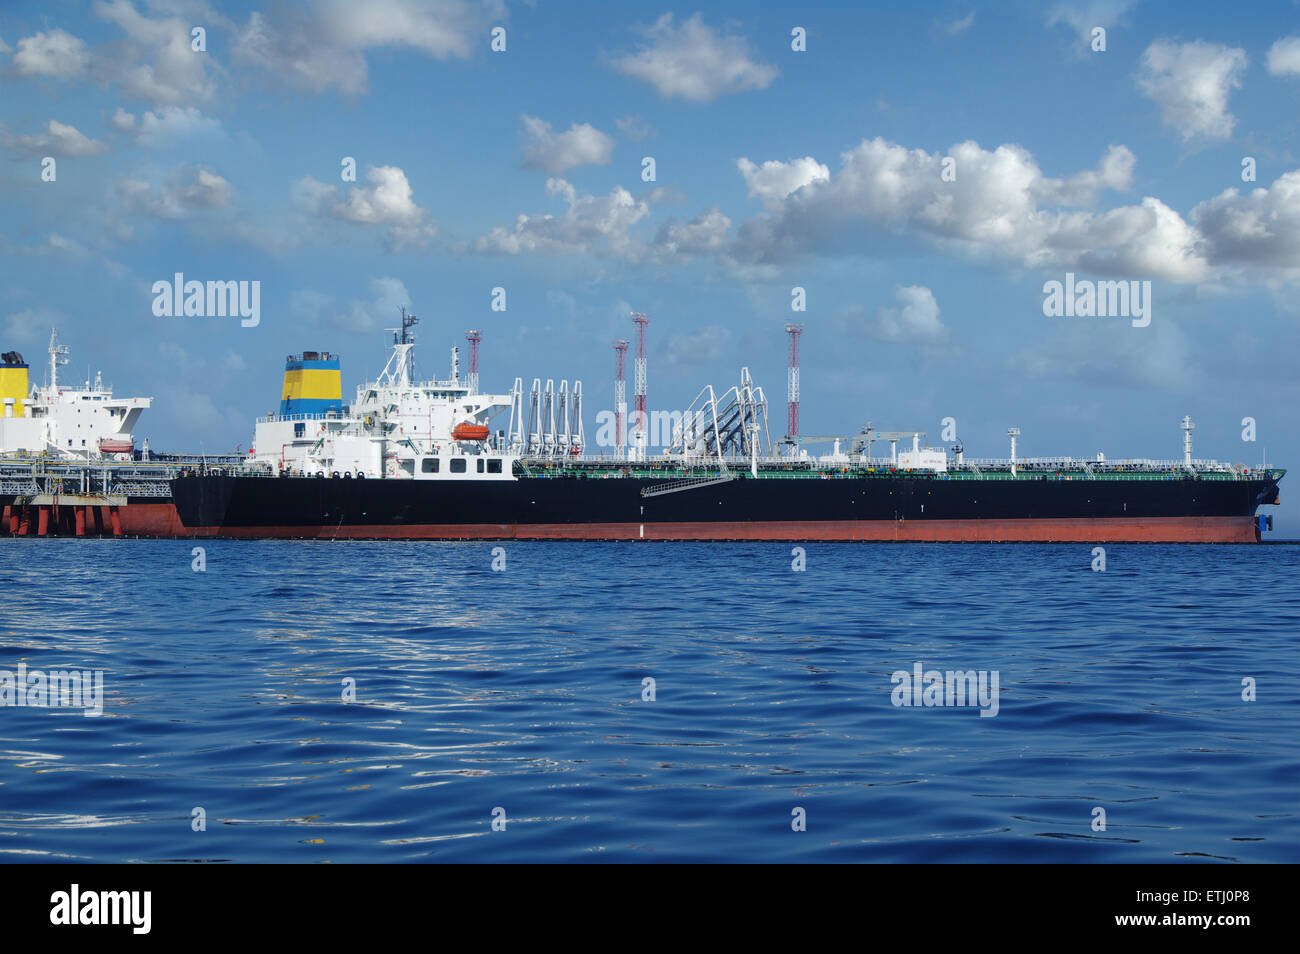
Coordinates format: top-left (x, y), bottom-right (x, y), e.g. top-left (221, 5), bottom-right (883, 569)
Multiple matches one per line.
top-left (48, 328), bottom-right (69, 390)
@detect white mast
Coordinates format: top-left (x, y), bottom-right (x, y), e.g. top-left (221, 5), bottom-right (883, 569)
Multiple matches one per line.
top-left (1181, 415), bottom-right (1194, 467)
top-left (48, 328), bottom-right (69, 390)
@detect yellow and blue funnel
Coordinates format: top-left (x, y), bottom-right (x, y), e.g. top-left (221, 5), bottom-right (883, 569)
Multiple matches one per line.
top-left (280, 351), bottom-right (342, 415)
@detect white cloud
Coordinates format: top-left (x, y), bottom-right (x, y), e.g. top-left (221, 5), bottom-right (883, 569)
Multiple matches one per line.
top-left (728, 137), bottom-right (1211, 282)
top-left (737, 156), bottom-right (830, 207)
top-left (611, 13), bottom-right (777, 102)
top-left (296, 165), bottom-right (424, 225)
top-left (136, 106), bottom-right (223, 146)
top-left (291, 277), bottom-right (412, 333)
top-left (1191, 170), bottom-right (1300, 271)
top-left (294, 165), bottom-right (434, 249)
top-left (12, 29), bottom-right (90, 77)
top-left (474, 178), bottom-right (649, 256)
top-left (6, 120), bottom-right (108, 157)
top-left (117, 165), bottom-right (232, 218)
top-left (234, 0), bottom-right (503, 95)
top-left (1137, 40), bottom-right (1247, 142)
top-left (1266, 36), bottom-right (1300, 77)
top-left (520, 115), bottom-right (614, 174)
top-left (1047, 144), bottom-right (1136, 203)
top-left (94, 0), bottom-right (220, 105)
top-left (867, 285), bottom-right (947, 342)
top-left (108, 107), bottom-right (137, 132)
top-left (1064, 196), bottom-right (1207, 282)
top-left (654, 208), bottom-right (732, 258)
top-left (176, 167), bottom-right (233, 208)
top-left (1046, 0), bottom-right (1136, 45)
top-left (110, 105), bottom-right (223, 146)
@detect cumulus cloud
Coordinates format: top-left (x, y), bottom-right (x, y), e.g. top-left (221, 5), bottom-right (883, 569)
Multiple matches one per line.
top-left (1266, 36), bottom-right (1300, 77)
top-left (474, 177), bottom-right (649, 256)
top-left (653, 208), bottom-right (732, 258)
top-left (5, 120), bottom-right (108, 157)
top-left (117, 166), bottom-right (232, 218)
top-left (95, 0), bottom-right (220, 105)
top-left (737, 156), bottom-right (830, 208)
top-left (520, 115), bottom-right (614, 174)
top-left (721, 134), bottom-right (1300, 290)
top-left (611, 13), bottom-right (777, 102)
top-left (1190, 171), bottom-right (1300, 271)
top-left (1137, 40), bottom-right (1247, 142)
top-left (294, 164), bottom-right (434, 248)
top-left (12, 28), bottom-right (89, 77)
top-left (866, 285), bottom-right (947, 342)
top-left (6, 6), bottom-right (220, 105)
top-left (291, 277), bottom-right (413, 333)
top-left (234, 0), bottom-right (503, 95)
top-left (728, 137), bottom-right (1210, 282)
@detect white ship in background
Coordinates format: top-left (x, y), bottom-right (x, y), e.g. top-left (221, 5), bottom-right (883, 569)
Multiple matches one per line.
top-left (0, 330), bottom-right (152, 460)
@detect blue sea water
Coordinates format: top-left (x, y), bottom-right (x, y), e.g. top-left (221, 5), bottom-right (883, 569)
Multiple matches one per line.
top-left (0, 540), bottom-right (1295, 863)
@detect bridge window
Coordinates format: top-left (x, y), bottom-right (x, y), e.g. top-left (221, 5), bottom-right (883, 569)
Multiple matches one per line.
top-left (421, 457), bottom-right (439, 473)
top-left (477, 458), bottom-right (485, 473)
top-left (487, 459), bottom-right (502, 474)
top-left (450, 458), bottom-right (467, 474)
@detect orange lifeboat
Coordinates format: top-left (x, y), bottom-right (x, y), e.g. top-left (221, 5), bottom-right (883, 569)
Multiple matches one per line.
top-left (98, 437), bottom-right (134, 454)
top-left (452, 422), bottom-right (490, 442)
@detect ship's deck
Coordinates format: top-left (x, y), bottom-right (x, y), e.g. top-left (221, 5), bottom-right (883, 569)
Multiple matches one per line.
top-left (515, 458), bottom-right (1283, 483)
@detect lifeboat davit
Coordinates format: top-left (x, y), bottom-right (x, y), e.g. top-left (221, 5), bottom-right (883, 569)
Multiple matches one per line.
top-left (98, 437), bottom-right (134, 454)
top-left (452, 422), bottom-right (490, 442)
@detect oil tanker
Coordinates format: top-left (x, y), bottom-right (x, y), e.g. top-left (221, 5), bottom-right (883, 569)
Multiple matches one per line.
top-left (161, 312), bottom-right (1282, 543)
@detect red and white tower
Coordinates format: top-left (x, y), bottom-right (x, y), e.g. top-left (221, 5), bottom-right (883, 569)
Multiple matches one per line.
top-left (631, 312), bottom-right (649, 456)
top-left (613, 339), bottom-right (629, 458)
top-left (785, 323), bottom-right (803, 455)
top-left (465, 330), bottom-right (481, 394)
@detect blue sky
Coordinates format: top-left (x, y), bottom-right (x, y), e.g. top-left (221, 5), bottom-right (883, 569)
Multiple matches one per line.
top-left (3, 1), bottom-right (1299, 523)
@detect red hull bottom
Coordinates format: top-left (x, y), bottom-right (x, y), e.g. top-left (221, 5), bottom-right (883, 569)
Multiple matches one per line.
top-left (107, 505), bottom-right (1260, 542)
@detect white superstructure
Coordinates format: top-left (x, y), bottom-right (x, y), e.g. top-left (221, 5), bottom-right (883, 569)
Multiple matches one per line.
top-left (0, 329), bottom-right (151, 460)
top-left (248, 320), bottom-right (519, 480)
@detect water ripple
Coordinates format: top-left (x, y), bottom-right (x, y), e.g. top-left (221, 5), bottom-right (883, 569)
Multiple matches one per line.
top-left (0, 539), bottom-right (1295, 861)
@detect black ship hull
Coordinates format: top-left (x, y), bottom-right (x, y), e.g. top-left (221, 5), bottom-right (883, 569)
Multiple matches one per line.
top-left (159, 471), bottom-right (1283, 542)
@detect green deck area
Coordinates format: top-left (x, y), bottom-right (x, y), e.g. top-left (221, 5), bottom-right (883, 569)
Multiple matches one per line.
top-left (516, 460), bottom-right (1284, 483)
